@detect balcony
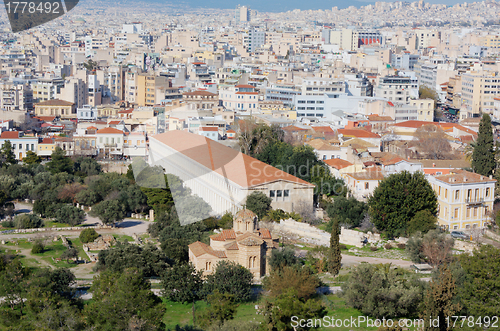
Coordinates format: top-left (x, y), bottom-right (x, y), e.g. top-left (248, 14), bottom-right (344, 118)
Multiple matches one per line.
top-left (466, 198), bottom-right (484, 205)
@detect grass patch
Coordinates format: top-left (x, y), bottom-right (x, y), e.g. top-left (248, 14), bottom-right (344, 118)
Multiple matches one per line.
top-left (113, 234), bottom-right (134, 242)
top-left (44, 221), bottom-right (72, 228)
top-left (318, 294), bottom-right (379, 331)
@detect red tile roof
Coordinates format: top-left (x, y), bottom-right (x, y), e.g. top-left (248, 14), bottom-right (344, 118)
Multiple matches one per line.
top-left (210, 229), bottom-right (237, 241)
top-left (188, 241), bottom-right (227, 258)
top-left (151, 131), bottom-right (314, 188)
top-left (0, 131), bottom-right (20, 139)
top-left (324, 158), bottom-right (353, 169)
top-left (235, 84), bottom-right (255, 89)
top-left (96, 127), bottom-right (124, 134)
top-left (311, 126), bottom-right (334, 134)
top-left (183, 90), bottom-right (218, 97)
top-left (199, 127), bottom-right (218, 132)
top-left (338, 128), bottom-right (380, 138)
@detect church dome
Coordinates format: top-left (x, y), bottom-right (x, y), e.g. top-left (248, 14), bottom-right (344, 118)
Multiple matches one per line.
top-left (235, 209), bottom-right (256, 220)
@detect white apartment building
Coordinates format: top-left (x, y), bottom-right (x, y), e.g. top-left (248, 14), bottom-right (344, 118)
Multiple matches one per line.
top-left (0, 82), bottom-right (32, 111)
top-left (0, 131), bottom-right (38, 161)
top-left (374, 76), bottom-right (415, 103)
top-left (96, 127), bottom-right (124, 157)
top-left (219, 84), bottom-right (258, 112)
top-left (301, 78), bottom-right (345, 96)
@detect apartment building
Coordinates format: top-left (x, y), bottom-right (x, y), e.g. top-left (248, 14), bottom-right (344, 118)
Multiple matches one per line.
top-left (0, 131), bottom-right (38, 160)
top-left (0, 82), bottom-right (33, 111)
top-left (427, 170), bottom-right (495, 230)
top-left (136, 74), bottom-right (170, 107)
top-left (219, 84), bottom-right (258, 112)
top-left (183, 90), bottom-right (219, 110)
top-left (301, 78), bottom-right (345, 96)
top-left (408, 99), bottom-right (435, 122)
top-left (460, 63), bottom-right (500, 119)
top-left (374, 76), bottom-right (414, 103)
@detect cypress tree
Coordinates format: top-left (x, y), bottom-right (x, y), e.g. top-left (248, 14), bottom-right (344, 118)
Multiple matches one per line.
top-left (420, 264), bottom-right (460, 331)
top-left (472, 113), bottom-right (495, 176)
top-left (327, 217), bottom-right (342, 276)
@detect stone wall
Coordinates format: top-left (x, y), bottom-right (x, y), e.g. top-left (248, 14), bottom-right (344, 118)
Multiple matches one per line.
top-left (275, 219), bottom-right (381, 248)
top-left (485, 230), bottom-right (500, 242)
top-left (1, 224), bottom-right (113, 234)
top-left (453, 240), bottom-right (480, 252)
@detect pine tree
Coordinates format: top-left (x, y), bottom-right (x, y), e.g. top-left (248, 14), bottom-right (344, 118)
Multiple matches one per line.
top-left (327, 217), bottom-right (342, 276)
top-left (472, 113), bottom-right (495, 176)
top-left (420, 264), bottom-right (460, 331)
top-left (0, 140), bottom-right (17, 166)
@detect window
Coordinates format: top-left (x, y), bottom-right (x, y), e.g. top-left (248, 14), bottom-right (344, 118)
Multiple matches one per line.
top-left (455, 190), bottom-right (460, 200)
top-left (31, 144), bottom-right (34, 151)
top-left (453, 225), bottom-right (458, 230)
top-left (277, 190), bottom-right (282, 198)
top-left (466, 207), bottom-right (470, 218)
top-left (454, 208), bottom-right (459, 219)
top-left (486, 188), bottom-right (490, 197)
top-left (365, 182), bottom-right (369, 190)
top-left (473, 207), bottom-right (478, 217)
top-left (284, 190), bottom-right (289, 199)
top-left (270, 190), bottom-right (275, 198)
top-left (444, 189), bottom-right (447, 199)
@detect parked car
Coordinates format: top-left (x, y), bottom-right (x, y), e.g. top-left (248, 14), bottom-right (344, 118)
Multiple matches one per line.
top-left (451, 231), bottom-right (468, 240)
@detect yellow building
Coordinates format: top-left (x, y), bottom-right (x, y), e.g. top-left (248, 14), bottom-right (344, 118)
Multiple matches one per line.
top-left (427, 169), bottom-right (496, 230)
top-left (481, 35), bottom-right (500, 50)
top-left (460, 63), bottom-right (499, 119)
top-left (34, 99), bottom-right (75, 118)
top-left (409, 99), bottom-right (435, 122)
top-left (137, 74), bottom-right (170, 107)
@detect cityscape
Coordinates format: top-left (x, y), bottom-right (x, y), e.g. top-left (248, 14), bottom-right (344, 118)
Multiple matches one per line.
top-left (0, 0), bottom-right (499, 330)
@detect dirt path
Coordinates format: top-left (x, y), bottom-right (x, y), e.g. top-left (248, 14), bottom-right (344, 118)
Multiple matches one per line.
top-left (340, 254), bottom-right (414, 268)
top-left (1, 245), bottom-right (55, 269)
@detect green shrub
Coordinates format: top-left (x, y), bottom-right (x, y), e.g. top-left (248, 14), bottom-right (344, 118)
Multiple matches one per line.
top-left (31, 241), bottom-right (44, 254)
top-left (384, 243), bottom-right (392, 250)
top-left (79, 228), bottom-right (99, 243)
top-left (339, 244), bottom-right (347, 250)
top-left (397, 243), bottom-right (406, 249)
top-left (370, 246), bottom-right (378, 251)
top-left (14, 214), bottom-right (43, 229)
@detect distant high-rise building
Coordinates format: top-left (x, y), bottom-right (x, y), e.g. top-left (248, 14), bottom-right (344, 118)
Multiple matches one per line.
top-left (235, 5), bottom-right (250, 23)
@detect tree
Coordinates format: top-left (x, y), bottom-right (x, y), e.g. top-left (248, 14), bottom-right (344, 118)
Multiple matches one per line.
top-left (31, 240), bottom-right (44, 254)
top-left (407, 210), bottom-right (437, 236)
top-left (22, 151), bottom-right (41, 165)
top-left (327, 217), bottom-right (342, 275)
top-left (56, 205), bottom-right (86, 226)
top-left (419, 86), bottom-right (438, 103)
top-left (414, 124), bottom-right (453, 160)
top-left (245, 191), bottom-right (272, 220)
top-left (161, 262), bottom-right (203, 303)
top-left (406, 232), bottom-right (426, 263)
top-left (458, 245), bottom-right (500, 317)
top-left (421, 230), bottom-right (454, 266)
top-left (14, 214), bottom-right (43, 229)
top-left (85, 268), bottom-right (165, 331)
top-left (60, 247), bottom-right (78, 263)
top-left (342, 264), bottom-right (424, 319)
top-left (73, 156), bottom-right (101, 177)
top-left (90, 199), bottom-right (125, 225)
top-left (96, 242), bottom-right (170, 277)
top-left (260, 289), bottom-right (326, 331)
top-left (326, 196), bottom-right (367, 227)
top-left (46, 147), bottom-right (73, 174)
top-left (0, 140), bottom-right (17, 166)
top-left (268, 247), bottom-right (299, 272)
top-left (76, 189), bottom-right (99, 206)
top-left (79, 228), bottom-right (99, 243)
top-left (420, 264), bottom-right (461, 331)
top-left (263, 266), bottom-right (320, 300)
top-left (368, 171), bottom-right (437, 237)
top-left (198, 290), bottom-right (237, 329)
top-left (471, 113), bottom-right (495, 176)
top-left (310, 163), bottom-right (347, 200)
top-left (202, 261), bottom-right (253, 302)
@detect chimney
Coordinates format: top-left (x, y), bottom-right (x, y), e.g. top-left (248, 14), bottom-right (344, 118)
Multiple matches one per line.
top-left (480, 176), bottom-right (484, 181)
top-left (464, 177), bottom-right (468, 182)
top-left (432, 163), bottom-right (435, 167)
top-left (490, 175), bottom-right (493, 179)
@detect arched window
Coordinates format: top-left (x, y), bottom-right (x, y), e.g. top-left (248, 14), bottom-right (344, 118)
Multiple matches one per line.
top-left (248, 257), bottom-right (252, 268)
